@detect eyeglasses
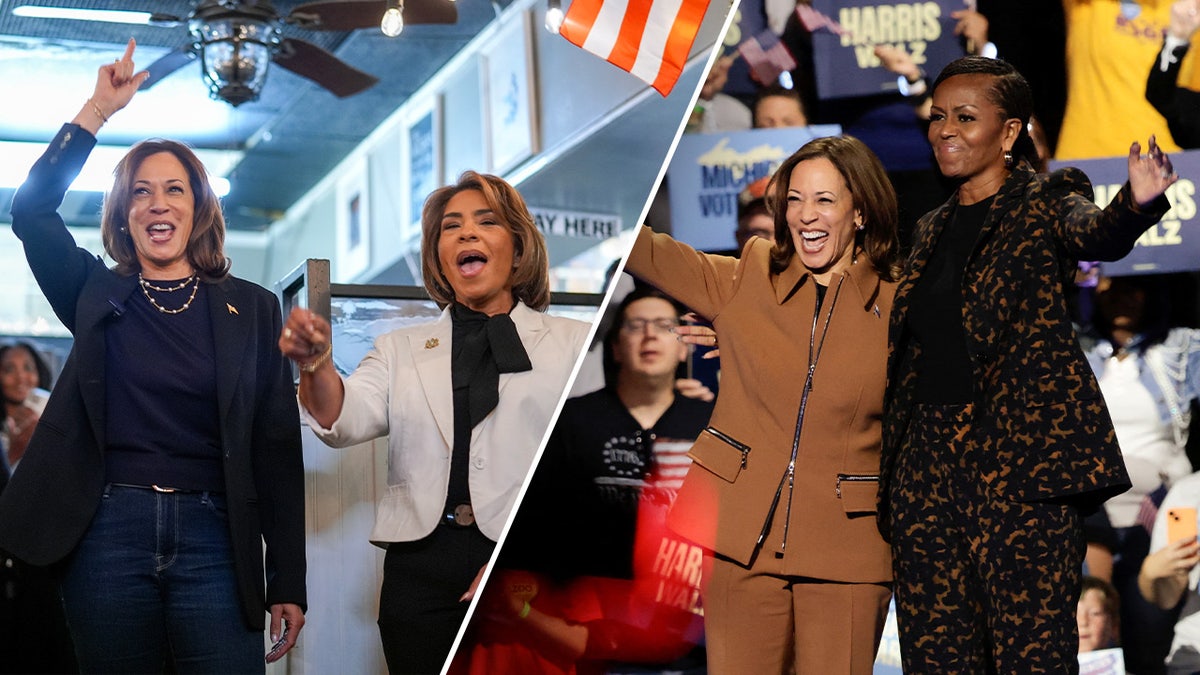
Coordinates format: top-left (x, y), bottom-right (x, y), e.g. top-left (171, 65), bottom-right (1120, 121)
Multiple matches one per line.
top-left (620, 317), bottom-right (680, 334)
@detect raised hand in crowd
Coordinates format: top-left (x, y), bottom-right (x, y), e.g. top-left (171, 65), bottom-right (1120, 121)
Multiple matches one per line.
top-left (1169, 0), bottom-right (1200, 41)
top-left (1138, 536), bottom-right (1200, 610)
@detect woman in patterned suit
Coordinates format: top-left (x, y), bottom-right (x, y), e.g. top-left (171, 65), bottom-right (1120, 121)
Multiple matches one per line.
top-left (880, 55), bottom-right (1179, 671)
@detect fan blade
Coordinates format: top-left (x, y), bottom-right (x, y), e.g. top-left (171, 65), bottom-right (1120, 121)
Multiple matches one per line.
top-left (273, 38), bottom-right (379, 98)
top-left (289, 0), bottom-right (456, 30)
top-left (148, 12), bottom-right (185, 27)
top-left (139, 48), bottom-right (197, 90)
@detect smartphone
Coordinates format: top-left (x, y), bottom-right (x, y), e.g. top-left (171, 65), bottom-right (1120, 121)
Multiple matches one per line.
top-left (1167, 506), bottom-right (1198, 544)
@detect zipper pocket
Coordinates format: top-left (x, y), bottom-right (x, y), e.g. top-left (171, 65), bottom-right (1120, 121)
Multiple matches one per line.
top-left (835, 473), bottom-right (879, 498)
top-left (703, 426), bottom-right (751, 469)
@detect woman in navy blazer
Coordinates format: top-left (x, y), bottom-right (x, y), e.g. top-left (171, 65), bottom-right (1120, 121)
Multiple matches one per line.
top-left (0, 41), bottom-right (306, 672)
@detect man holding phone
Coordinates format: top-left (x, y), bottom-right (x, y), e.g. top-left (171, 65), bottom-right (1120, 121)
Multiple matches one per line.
top-left (1139, 472), bottom-right (1200, 672)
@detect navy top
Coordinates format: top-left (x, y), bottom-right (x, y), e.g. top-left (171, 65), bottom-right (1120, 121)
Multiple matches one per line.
top-left (104, 279), bottom-right (224, 491)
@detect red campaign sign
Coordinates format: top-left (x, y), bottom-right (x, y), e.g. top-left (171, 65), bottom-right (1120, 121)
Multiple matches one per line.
top-left (1050, 149), bottom-right (1200, 276)
top-left (808, 0), bottom-right (968, 99)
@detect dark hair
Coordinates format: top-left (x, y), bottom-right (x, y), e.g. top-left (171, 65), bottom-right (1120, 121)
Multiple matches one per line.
top-left (932, 56), bottom-right (1038, 167)
top-left (0, 341), bottom-right (52, 391)
top-left (766, 135), bottom-right (900, 281)
top-left (420, 171), bottom-right (550, 311)
top-left (1092, 274), bottom-right (1174, 351)
top-left (753, 84), bottom-right (807, 126)
top-left (101, 139), bottom-right (230, 281)
top-left (601, 286), bottom-right (686, 388)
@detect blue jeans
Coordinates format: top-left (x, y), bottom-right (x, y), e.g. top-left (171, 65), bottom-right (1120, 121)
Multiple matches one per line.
top-left (60, 484), bottom-right (263, 674)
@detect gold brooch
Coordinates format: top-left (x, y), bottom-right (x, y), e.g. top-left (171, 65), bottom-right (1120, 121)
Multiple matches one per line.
top-left (226, 303), bottom-right (239, 315)
top-left (425, 338), bottom-right (439, 349)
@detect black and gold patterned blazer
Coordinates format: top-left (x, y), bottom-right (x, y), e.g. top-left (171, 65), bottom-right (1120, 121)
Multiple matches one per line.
top-left (878, 161), bottom-right (1171, 539)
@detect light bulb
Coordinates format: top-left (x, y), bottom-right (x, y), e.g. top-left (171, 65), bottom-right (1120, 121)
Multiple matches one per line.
top-left (544, 6), bottom-right (564, 34)
top-left (381, 7), bottom-right (404, 37)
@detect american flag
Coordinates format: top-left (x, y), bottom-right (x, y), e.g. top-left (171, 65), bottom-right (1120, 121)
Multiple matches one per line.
top-left (560, 0), bottom-right (712, 96)
top-left (737, 29), bottom-right (797, 85)
top-left (795, 3), bottom-right (849, 37)
top-left (1137, 483), bottom-right (1170, 534)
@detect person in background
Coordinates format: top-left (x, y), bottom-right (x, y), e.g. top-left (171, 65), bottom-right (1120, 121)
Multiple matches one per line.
top-left (1086, 273), bottom-right (1200, 672)
top-left (1078, 576), bottom-right (1122, 654)
top-left (626, 134), bottom-right (900, 674)
top-left (1146, 0), bottom-right (1200, 149)
top-left (455, 286), bottom-right (712, 674)
top-left (0, 40), bottom-right (306, 672)
top-left (1138, 470), bottom-right (1200, 673)
top-left (690, 54), bottom-right (753, 134)
top-left (0, 341), bottom-right (76, 674)
top-left (0, 343), bottom-right (50, 471)
top-left (734, 176), bottom-right (775, 253)
top-left (751, 84), bottom-right (808, 129)
top-left (281, 170), bottom-right (590, 674)
top-left (880, 56), bottom-right (1177, 672)
top-left (1058, 0), bottom-right (1193, 159)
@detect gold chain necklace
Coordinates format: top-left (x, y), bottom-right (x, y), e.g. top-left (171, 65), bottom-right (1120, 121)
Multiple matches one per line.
top-left (138, 273), bottom-right (199, 315)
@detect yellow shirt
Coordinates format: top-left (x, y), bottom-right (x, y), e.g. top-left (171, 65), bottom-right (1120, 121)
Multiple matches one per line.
top-left (1058, 0), bottom-right (1198, 159)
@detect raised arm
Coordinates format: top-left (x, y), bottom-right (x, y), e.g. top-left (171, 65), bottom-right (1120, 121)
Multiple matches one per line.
top-left (71, 39), bottom-right (149, 136)
top-left (623, 225), bottom-right (741, 321)
top-left (279, 307), bottom-right (344, 429)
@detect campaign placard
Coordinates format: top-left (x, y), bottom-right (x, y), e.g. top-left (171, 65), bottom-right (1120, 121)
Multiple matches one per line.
top-left (809, 0), bottom-right (967, 99)
top-left (1051, 149), bottom-right (1199, 276)
top-left (668, 125), bottom-right (842, 252)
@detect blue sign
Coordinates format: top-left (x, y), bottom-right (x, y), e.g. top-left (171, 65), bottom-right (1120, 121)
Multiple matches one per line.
top-left (809, 0), bottom-right (966, 99)
top-left (409, 111), bottom-right (436, 226)
top-left (668, 125), bottom-right (842, 252)
top-left (1050, 149), bottom-right (1200, 276)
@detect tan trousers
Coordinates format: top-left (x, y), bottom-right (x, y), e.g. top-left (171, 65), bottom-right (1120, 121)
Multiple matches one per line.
top-left (704, 552), bottom-right (891, 674)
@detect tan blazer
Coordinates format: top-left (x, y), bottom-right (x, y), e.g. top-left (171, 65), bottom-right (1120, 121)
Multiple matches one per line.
top-left (626, 226), bottom-right (893, 584)
top-left (306, 302), bottom-right (590, 543)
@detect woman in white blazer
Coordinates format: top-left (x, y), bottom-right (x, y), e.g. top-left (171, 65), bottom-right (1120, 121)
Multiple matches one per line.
top-left (280, 171), bottom-right (590, 674)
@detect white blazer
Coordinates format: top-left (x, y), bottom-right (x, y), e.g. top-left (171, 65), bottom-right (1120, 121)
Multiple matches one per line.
top-left (306, 302), bottom-right (590, 543)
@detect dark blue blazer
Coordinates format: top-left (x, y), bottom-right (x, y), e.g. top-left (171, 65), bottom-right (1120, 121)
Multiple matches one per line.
top-left (0, 124), bottom-right (306, 630)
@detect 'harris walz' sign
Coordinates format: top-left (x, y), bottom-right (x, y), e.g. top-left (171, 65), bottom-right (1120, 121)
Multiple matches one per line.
top-left (810, 0), bottom-right (965, 99)
top-left (668, 125), bottom-right (842, 252)
top-left (1050, 149), bottom-right (1200, 276)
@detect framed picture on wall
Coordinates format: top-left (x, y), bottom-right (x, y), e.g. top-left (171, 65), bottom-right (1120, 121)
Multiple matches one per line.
top-left (482, 10), bottom-right (539, 174)
top-left (407, 97), bottom-right (441, 230)
top-left (336, 156), bottom-right (370, 282)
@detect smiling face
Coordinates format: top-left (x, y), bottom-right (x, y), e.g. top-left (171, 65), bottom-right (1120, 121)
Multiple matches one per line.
top-left (436, 189), bottom-right (516, 316)
top-left (613, 297), bottom-right (687, 383)
top-left (0, 347), bottom-right (38, 406)
top-left (928, 73), bottom-right (1021, 199)
top-left (785, 157), bottom-right (861, 284)
top-left (127, 152), bottom-right (196, 279)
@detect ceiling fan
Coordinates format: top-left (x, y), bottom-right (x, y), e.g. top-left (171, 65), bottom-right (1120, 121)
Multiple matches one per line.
top-left (19, 1), bottom-right (458, 106)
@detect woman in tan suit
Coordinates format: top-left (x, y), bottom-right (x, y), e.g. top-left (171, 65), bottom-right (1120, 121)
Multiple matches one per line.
top-left (624, 135), bottom-right (898, 674)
